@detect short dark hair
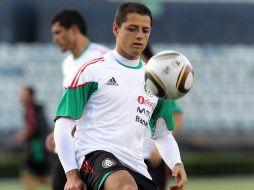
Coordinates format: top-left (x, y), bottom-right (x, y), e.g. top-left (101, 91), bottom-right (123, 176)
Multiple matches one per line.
top-left (51, 9), bottom-right (87, 36)
top-left (115, 2), bottom-right (153, 27)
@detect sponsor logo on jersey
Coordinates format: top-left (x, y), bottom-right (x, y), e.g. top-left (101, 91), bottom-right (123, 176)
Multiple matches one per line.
top-left (106, 77), bottom-right (119, 86)
top-left (137, 96), bottom-right (156, 109)
top-left (137, 107), bottom-right (150, 117)
top-left (102, 158), bottom-right (116, 168)
top-left (135, 115), bottom-right (148, 127)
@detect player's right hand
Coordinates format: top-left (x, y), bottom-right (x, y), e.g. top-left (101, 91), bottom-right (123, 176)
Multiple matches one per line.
top-left (65, 169), bottom-right (86, 190)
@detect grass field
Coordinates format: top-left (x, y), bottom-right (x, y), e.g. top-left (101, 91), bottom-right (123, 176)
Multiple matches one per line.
top-left (0, 176), bottom-right (254, 190)
top-left (168, 175), bottom-right (254, 190)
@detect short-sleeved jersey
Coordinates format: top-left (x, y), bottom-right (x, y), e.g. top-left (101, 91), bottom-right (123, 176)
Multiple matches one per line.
top-left (62, 42), bottom-right (109, 87)
top-left (56, 50), bottom-right (174, 179)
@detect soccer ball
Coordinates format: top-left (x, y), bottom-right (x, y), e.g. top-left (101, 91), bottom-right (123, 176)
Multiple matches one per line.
top-left (145, 50), bottom-right (194, 100)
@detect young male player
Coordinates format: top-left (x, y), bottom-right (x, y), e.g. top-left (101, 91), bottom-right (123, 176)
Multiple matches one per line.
top-left (54, 2), bottom-right (187, 190)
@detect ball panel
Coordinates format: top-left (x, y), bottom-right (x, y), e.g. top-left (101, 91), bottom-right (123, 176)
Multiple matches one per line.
top-left (145, 71), bottom-right (166, 99)
top-left (176, 64), bottom-right (193, 95)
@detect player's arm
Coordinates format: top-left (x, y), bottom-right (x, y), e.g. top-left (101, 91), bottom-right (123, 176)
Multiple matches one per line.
top-left (150, 100), bottom-right (187, 190)
top-left (153, 125), bottom-right (187, 190)
top-left (54, 117), bottom-right (84, 190)
top-left (154, 131), bottom-right (187, 190)
top-left (54, 63), bottom-right (98, 190)
top-left (54, 117), bottom-right (77, 172)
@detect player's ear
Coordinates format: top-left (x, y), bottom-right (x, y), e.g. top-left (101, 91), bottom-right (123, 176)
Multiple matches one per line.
top-left (112, 21), bottom-right (119, 37)
top-left (71, 25), bottom-right (79, 34)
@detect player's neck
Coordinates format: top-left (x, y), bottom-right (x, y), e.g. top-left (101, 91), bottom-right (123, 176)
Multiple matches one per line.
top-left (113, 49), bottom-right (140, 67)
top-left (72, 36), bottom-right (90, 58)
top-left (115, 46), bottom-right (140, 60)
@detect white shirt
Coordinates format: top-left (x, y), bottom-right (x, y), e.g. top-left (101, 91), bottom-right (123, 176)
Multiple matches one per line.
top-left (56, 50), bottom-right (175, 178)
top-left (62, 42), bottom-right (109, 87)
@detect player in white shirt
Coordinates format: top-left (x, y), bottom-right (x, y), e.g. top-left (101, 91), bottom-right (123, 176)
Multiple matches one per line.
top-left (54, 3), bottom-right (187, 190)
top-left (62, 42), bottom-right (109, 87)
top-left (45, 9), bottom-right (109, 190)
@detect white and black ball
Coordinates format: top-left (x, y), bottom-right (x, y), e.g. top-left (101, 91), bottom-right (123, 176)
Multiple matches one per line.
top-left (145, 50), bottom-right (194, 100)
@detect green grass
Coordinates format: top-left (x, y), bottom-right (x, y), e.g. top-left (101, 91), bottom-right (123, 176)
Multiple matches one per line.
top-left (0, 179), bottom-right (50, 190)
top-left (167, 175), bottom-right (254, 190)
top-left (1, 176), bottom-right (254, 190)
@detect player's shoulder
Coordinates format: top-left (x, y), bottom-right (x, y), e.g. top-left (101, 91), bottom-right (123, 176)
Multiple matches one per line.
top-left (62, 54), bottom-right (73, 64)
top-left (81, 51), bottom-right (114, 75)
top-left (82, 57), bottom-right (105, 70)
top-left (89, 43), bottom-right (110, 54)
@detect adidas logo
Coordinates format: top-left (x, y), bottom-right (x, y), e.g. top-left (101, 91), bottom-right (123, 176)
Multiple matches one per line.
top-left (106, 77), bottom-right (119, 86)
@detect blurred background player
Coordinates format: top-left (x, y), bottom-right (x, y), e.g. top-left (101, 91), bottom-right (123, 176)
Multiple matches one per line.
top-left (45, 9), bottom-right (109, 190)
top-left (142, 44), bottom-right (184, 190)
top-left (14, 86), bottom-right (50, 190)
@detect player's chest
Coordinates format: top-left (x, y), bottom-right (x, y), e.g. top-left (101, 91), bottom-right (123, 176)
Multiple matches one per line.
top-left (95, 70), bottom-right (158, 115)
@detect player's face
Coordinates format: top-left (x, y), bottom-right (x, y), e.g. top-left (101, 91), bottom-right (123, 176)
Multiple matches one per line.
top-left (114, 13), bottom-right (151, 60)
top-left (20, 89), bottom-right (30, 105)
top-left (51, 22), bottom-right (75, 52)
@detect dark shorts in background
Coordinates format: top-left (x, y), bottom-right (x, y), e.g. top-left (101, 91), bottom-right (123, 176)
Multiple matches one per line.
top-left (51, 155), bottom-right (67, 190)
top-left (22, 138), bottom-right (49, 176)
top-left (80, 150), bottom-right (159, 190)
top-left (145, 159), bottom-right (169, 190)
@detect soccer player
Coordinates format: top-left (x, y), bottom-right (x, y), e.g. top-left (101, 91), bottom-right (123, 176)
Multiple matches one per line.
top-left (54, 2), bottom-right (187, 190)
top-left (15, 86), bottom-right (50, 190)
top-left (44, 9), bottom-right (109, 190)
top-left (142, 44), bottom-right (184, 190)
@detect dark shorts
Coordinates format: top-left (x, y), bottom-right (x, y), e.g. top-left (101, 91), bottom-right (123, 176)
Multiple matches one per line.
top-left (79, 150), bottom-right (159, 190)
top-left (144, 159), bottom-right (170, 190)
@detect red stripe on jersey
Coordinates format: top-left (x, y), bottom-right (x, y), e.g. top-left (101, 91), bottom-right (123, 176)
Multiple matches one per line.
top-left (70, 57), bottom-right (104, 88)
top-left (66, 82), bottom-right (88, 89)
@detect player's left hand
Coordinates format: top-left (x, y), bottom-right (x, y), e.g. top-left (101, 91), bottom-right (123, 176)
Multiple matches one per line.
top-left (170, 163), bottom-right (187, 190)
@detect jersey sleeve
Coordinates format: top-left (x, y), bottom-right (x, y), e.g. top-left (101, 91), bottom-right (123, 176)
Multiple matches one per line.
top-left (149, 99), bottom-right (174, 136)
top-left (55, 62), bottom-right (99, 120)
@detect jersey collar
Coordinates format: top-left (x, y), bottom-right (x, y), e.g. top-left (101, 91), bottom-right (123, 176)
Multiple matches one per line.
top-left (74, 42), bottom-right (91, 60)
top-left (112, 49), bottom-right (143, 69)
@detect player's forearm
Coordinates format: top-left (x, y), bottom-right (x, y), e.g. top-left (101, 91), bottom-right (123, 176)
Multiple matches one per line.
top-left (154, 133), bottom-right (182, 169)
top-left (54, 117), bottom-right (78, 173)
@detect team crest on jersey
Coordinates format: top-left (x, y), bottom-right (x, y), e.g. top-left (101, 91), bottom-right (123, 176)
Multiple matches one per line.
top-left (102, 158), bottom-right (116, 168)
